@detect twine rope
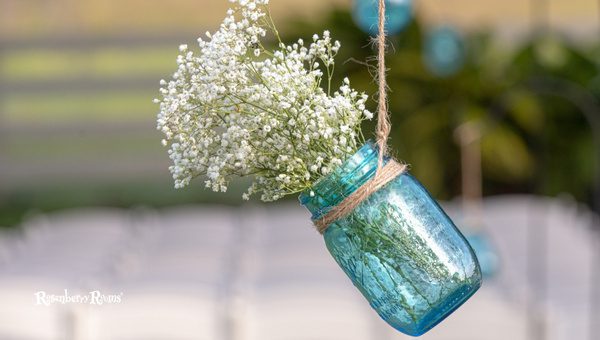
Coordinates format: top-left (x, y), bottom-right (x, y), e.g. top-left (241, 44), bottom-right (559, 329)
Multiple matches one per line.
top-left (314, 0), bottom-right (406, 234)
top-left (376, 0), bottom-right (391, 170)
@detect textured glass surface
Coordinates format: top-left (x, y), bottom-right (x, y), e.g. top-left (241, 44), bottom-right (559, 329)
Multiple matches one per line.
top-left (466, 231), bottom-right (499, 279)
top-left (352, 0), bottom-right (412, 36)
top-left (300, 142), bottom-right (481, 336)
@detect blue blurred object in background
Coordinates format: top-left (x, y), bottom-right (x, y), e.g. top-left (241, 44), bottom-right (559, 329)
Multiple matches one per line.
top-left (466, 230), bottom-right (500, 278)
top-left (424, 25), bottom-right (466, 77)
top-left (352, 0), bottom-right (413, 36)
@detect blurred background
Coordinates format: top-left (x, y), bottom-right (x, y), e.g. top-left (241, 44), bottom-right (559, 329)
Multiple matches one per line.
top-left (0, 0), bottom-right (599, 339)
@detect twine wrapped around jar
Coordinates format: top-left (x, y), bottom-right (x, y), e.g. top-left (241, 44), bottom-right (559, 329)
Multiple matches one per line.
top-left (314, 160), bottom-right (406, 234)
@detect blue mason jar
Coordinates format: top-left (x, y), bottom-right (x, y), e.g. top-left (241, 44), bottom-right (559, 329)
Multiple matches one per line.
top-left (299, 141), bottom-right (482, 336)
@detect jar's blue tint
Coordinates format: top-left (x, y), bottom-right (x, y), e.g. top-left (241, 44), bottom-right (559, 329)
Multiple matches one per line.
top-left (424, 26), bottom-right (465, 77)
top-left (352, 0), bottom-right (412, 36)
top-left (300, 142), bottom-right (482, 336)
top-left (465, 231), bottom-right (499, 279)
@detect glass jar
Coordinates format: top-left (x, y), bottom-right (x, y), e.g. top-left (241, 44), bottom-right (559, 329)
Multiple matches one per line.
top-left (299, 141), bottom-right (482, 336)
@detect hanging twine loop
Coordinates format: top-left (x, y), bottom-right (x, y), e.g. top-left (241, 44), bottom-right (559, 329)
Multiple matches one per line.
top-left (314, 0), bottom-right (407, 234)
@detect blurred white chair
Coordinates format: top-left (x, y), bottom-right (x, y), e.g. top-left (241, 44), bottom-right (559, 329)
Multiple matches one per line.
top-left (0, 198), bottom-right (594, 340)
top-left (537, 197), bottom-right (595, 340)
top-left (115, 253), bottom-right (228, 286)
top-left (3, 209), bottom-right (133, 285)
top-left (21, 208), bottom-right (131, 245)
top-left (239, 204), bottom-right (337, 280)
top-left (112, 206), bottom-right (237, 288)
top-left (0, 230), bottom-right (21, 267)
top-left (156, 206), bottom-right (237, 249)
top-left (446, 195), bottom-right (597, 340)
top-left (247, 205), bottom-right (320, 248)
top-left (239, 283), bottom-right (373, 340)
top-left (236, 204), bottom-right (375, 340)
top-left (399, 287), bottom-right (528, 340)
top-left (79, 290), bottom-right (222, 340)
top-left (0, 278), bottom-right (72, 340)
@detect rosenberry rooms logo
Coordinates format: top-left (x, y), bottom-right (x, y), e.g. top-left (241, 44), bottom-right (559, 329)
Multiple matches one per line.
top-left (34, 290), bottom-right (123, 306)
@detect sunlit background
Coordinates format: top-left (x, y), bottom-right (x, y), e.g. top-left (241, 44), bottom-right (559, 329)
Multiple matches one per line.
top-left (0, 0), bottom-right (599, 339)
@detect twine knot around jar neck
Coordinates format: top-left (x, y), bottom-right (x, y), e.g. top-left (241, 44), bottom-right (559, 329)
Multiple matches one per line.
top-left (312, 159), bottom-right (406, 234)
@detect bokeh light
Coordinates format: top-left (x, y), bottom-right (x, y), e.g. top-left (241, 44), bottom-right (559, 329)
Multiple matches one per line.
top-left (424, 25), bottom-right (465, 77)
top-left (352, 0), bottom-right (413, 36)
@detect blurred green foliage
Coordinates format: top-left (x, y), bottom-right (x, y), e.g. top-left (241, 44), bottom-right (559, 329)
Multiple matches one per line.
top-left (1, 7), bottom-right (599, 227)
top-left (283, 8), bottom-right (599, 201)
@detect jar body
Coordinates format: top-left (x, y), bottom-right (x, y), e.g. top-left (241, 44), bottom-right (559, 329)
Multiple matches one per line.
top-left (300, 142), bottom-right (481, 336)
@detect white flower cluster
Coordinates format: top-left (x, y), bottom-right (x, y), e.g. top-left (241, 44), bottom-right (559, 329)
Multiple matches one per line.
top-left (156, 0), bottom-right (372, 201)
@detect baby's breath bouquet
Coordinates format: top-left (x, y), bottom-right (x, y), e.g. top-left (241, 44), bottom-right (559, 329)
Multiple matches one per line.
top-left (156, 0), bottom-right (372, 201)
top-left (156, 0), bottom-right (482, 336)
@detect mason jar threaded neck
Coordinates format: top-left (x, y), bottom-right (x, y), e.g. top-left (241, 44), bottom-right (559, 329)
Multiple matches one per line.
top-left (299, 141), bottom-right (390, 220)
